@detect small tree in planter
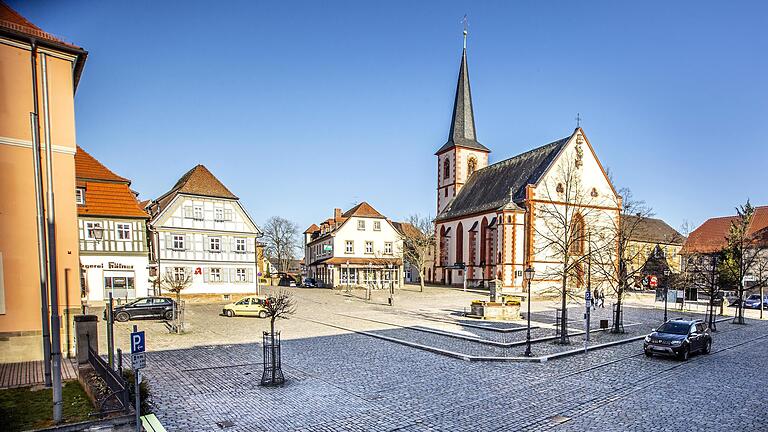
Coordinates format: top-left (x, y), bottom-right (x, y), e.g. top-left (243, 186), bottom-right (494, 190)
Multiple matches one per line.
top-left (162, 268), bottom-right (192, 333)
top-left (261, 290), bottom-right (295, 386)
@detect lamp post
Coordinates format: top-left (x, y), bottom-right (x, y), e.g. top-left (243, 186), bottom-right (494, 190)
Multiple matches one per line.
top-left (524, 266), bottom-right (535, 357)
top-left (663, 268), bottom-right (670, 321)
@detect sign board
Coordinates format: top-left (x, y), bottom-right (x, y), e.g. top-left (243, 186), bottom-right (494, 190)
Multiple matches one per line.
top-left (131, 352), bottom-right (146, 370)
top-left (649, 275), bottom-right (658, 288)
top-left (327, 265), bottom-right (335, 269)
top-left (323, 244), bottom-right (333, 252)
top-left (585, 290), bottom-right (592, 301)
top-left (130, 331), bottom-right (145, 354)
top-left (743, 275), bottom-right (757, 283)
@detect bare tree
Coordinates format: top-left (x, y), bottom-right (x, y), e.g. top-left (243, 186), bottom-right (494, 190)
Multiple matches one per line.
top-left (720, 201), bottom-right (768, 324)
top-left (162, 268), bottom-right (192, 305)
top-left (533, 157), bottom-right (616, 344)
top-left (590, 187), bottom-right (653, 333)
top-left (400, 215), bottom-right (436, 293)
top-left (262, 290), bottom-right (296, 386)
top-left (262, 216), bottom-right (300, 274)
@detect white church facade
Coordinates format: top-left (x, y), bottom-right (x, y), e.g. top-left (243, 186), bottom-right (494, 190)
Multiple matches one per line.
top-left (431, 39), bottom-right (620, 295)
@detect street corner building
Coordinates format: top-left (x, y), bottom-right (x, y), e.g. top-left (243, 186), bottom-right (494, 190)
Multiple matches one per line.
top-left (430, 37), bottom-right (621, 295)
top-left (145, 165), bottom-right (262, 296)
top-left (0, 3), bottom-right (88, 361)
top-left (75, 146), bottom-right (150, 304)
top-left (304, 203), bottom-right (404, 289)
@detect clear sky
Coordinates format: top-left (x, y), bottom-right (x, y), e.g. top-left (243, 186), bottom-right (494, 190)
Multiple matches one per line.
top-left (12, 1), bottom-right (768, 233)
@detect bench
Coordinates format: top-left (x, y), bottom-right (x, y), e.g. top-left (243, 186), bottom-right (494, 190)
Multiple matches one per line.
top-left (141, 414), bottom-right (168, 432)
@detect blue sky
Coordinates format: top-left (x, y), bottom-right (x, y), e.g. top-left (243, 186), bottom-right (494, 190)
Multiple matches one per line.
top-left (13, 1), bottom-right (768, 233)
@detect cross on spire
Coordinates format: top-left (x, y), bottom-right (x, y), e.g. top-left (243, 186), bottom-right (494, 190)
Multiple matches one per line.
top-left (575, 113), bottom-right (582, 128)
top-left (461, 14), bottom-right (468, 49)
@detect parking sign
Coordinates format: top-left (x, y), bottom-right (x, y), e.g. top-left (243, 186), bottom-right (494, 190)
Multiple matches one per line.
top-left (131, 331), bottom-right (145, 354)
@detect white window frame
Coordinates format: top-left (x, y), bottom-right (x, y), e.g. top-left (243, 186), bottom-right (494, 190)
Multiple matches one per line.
top-left (210, 268), bottom-right (222, 282)
top-left (193, 206), bottom-right (204, 220)
top-left (173, 267), bottom-right (186, 281)
top-left (345, 240), bottom-right (354, 254)
top-left (384, 242), bottom-right (393, 254)
top-left (75, 188), bottom-right (85, 205)
top-left (373, 221), bottom-right (381, 231)
top-left (115, 223), bottom-right (131, 241)
top-left (209, 237), bottom-right (221, 252)
top-left (172, 234), bottom-right (185, 250)
top-left (235, 238), bottom-right (246, 253)
top-left (84, 221), bottom-right (103, 240)
top-left (357, 220), bottom-right (365, 230)
top-left (214, 208), bottom-right (224, 221)
top-left (236, 268), bottom-right (247, 283)
top-left (365, 241), bottom-right (374, 254)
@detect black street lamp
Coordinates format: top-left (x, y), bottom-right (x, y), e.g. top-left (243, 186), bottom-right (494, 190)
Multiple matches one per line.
top-left (524, 266), bottom-right (535, 357)
top-left (663, 269), bottom-right (671, 322)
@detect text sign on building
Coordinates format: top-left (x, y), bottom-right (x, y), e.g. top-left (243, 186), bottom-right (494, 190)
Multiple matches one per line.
top-left (323, 244), bottom-right (333, 252)
top-left (130, 331), bottom-right (145, 354)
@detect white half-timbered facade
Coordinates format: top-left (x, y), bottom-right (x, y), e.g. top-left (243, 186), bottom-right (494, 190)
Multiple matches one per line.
top-left (147, 165), bottom-right (261, 295)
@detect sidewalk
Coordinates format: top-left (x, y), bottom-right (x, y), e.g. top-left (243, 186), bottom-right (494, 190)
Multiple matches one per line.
top-left (0, 358), bottom-right (78, 389)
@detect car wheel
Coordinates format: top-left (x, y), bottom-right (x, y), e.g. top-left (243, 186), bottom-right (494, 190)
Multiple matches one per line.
top-left (164, 310), bottom-right (174, 320)
top-left (703, 340), bottom-right (712, 354)
top-left (644, 349), bottom-right (652, 357)
top-left (258, 310), bottom-right (267, 319)
top-left (679, 346), bottom-right (690, 361)
top-left (225, 309), bottom-right (234, 317)
top-left (115, 311), bottom-right (130, 322)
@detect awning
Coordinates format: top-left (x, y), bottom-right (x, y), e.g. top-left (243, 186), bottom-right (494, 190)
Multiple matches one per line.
top-left (318, 257), bottom-right (402, 267)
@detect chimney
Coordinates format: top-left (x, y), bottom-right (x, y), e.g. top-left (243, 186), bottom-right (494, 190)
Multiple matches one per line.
top-left (334, 208), bottom-right (342, 221)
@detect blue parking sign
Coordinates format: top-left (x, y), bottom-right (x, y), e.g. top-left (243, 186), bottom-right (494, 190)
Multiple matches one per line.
top-left (131, 331), bottom-right (145, 354)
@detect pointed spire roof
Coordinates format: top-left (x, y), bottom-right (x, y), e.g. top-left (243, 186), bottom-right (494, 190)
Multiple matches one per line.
top-left (435, 46), bottom-right (490, 155)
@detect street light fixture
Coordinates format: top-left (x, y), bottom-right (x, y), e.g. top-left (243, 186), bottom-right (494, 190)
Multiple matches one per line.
top-left (663, 268), bottom-right (671, 321)
top-left (88, 224), bottom-right (104, 242)
top-left (524, 266), bottom-right (535, 357)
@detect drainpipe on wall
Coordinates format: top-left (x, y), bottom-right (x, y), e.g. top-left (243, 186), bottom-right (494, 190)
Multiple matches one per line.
top-left (40, 51), bottom-right (64, 423)
top-left (29, 40), bottom-right (53, 388)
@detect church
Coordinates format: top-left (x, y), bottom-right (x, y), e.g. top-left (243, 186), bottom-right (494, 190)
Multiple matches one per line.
top-left (430, 36), bottom-right (621, 295)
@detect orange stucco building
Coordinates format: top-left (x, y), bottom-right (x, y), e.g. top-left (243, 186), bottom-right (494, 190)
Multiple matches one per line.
top-left (0, 4), bottom-right (88, 361)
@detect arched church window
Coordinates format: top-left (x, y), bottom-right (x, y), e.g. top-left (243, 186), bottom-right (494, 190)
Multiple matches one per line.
top-left (456, 222), bottom-right (464, 264)
top-left (570, 213), bottom-right (585, 255)
top-left (467, 157), bottom-right (477, 176)
top-left (443, 158), bottom-right (451, 180)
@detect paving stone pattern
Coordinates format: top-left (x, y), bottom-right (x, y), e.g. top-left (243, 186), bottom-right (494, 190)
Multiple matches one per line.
top-left (126, 286), bottom-right (768, 431)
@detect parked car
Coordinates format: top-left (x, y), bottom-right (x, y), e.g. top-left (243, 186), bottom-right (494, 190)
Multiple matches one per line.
top-left (222, 296), bottom-right (270, 318)
top-left (301, 278), bottom-right (318, 288)
top-left (643, 319), bottom-right (712, 360)
top-left (278, 277), bottom-right (297, 287)
top-left (105, 297), bottom-right (176, 322)
top-left (743, 294), bottom-right (768, 309)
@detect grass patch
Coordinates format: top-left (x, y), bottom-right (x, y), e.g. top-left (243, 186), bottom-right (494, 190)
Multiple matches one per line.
top-left (0, 381), bottom-right (93, 431)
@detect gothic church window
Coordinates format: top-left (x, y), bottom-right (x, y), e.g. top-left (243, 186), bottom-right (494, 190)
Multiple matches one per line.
top-left (467, 157), bottom-right (477, 176)
top-left (444, 158), bottom-right (451, 179)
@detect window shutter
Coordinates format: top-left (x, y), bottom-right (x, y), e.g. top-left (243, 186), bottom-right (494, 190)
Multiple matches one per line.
top-left (225, 209), bottom-right (233, 221)
top-left (229, 268), bottom-right (236, 282)
top-left (203, 267), bottom-right (209, 281)
top-left (186, 234), bottom-right (192, 250)
top-left (203, 235), bottom-right (208, 251)
top-left (247, 239), bottom-right (254, 253)
top-left (183, 206), bottom-right (193, 218)
top-left (247, 268), bottom-right (253, 283)
top-left (165, 234), bottom-right (172, 249)
top-left (221, 268), bottom-right (228, 282)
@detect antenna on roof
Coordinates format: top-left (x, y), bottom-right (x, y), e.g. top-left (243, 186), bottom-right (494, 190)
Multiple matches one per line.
top-left (461, 14), bottom-right (468, 49)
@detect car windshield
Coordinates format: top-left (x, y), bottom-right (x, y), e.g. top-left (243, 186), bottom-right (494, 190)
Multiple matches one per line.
top-left (748, 294), bottom-right (760, 300)
top-left (656, 321), bottom-right (691, 335)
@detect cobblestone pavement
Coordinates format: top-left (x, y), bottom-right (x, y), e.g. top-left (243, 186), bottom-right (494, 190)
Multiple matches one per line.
top-left (103, 286), bottom-right (768, 431)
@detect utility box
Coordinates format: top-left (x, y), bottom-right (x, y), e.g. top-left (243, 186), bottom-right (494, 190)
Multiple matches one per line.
top-left (600, 319), bottom-right (609, 330)
top-left (74, 315), bottom-right (98, 365)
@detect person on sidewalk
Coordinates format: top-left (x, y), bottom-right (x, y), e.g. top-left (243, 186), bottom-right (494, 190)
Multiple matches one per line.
top-left (599, 289), bottom-right (606, 308)
top-left (592, 287), bottom-right (599, 310)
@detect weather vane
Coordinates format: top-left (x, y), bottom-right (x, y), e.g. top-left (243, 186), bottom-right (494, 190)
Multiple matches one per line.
top-left (461, 14), bottom-right (468, 49)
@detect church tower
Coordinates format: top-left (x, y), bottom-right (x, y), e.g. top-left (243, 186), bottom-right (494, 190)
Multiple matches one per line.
top-left (435, 30), bottom-right (490, 215)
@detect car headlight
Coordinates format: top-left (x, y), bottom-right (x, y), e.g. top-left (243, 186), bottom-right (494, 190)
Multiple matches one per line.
top-left (644, 336), bottom-right (651, 343)
top-left (670, 340), bottom-right (683, 346)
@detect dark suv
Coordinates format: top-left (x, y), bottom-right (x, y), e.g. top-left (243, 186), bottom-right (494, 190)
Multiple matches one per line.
top-left (105, 297), bottom-right (176, 322)
top-left (643, 319), bottom-right (712, 361)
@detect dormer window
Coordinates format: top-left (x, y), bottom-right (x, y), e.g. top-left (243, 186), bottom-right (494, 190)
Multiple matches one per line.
top-left (75, 188), bottom-right (85, 205)
top-left (357, 220), bottom-right (366, 230)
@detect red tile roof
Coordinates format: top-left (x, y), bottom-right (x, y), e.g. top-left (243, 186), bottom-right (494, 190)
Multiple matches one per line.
top-left (75, 146), bottom-right (130, 183)
top-left (681, 206), bottom-right (768, 254)
top-left (303, 224), bottom-right (321, 234)
top-left (151, 165), bottom-right (238, 216)
top-left (342, 202), bottom-right (385, 219)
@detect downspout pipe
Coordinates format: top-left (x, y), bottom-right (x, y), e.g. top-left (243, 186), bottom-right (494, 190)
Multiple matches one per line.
top-left (40, 51), bottom-right (64, 423)
top-left (29, 39), bottom-right (53, 388)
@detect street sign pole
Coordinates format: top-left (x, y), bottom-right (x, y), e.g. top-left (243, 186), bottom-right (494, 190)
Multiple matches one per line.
top-left (584, 289), bottom-right (591, 353)
top-left (130, 325), bottom-right (146, 432)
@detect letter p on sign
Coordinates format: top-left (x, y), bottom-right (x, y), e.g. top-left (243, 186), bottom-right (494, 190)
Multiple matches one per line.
top-left (130, 331), bottom-right (145, 354)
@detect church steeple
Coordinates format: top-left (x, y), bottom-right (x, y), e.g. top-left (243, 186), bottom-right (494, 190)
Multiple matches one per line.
top-left (435, 35), bottom-right (490, 156)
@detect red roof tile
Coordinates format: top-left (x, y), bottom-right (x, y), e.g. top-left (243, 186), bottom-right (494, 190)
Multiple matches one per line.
top-left (342, 202), bottom-right (385, 219)
top-left (75, 146), bottom-right (129, 183)
top-left (0, 2), bottom-right (82, 49)
top-left (681, 206), bottom-right (768, 254)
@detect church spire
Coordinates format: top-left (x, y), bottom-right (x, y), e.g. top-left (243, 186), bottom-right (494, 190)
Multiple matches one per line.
top-left (435, 28), bottom-right (490, 155)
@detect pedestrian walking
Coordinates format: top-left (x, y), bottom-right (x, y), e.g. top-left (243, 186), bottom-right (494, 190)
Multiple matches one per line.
top-left (592, 287), bottom-right (598, 310)
top-left (599, 289), bottom-right (605, 308)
